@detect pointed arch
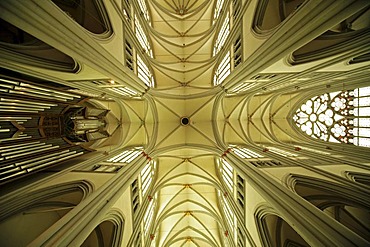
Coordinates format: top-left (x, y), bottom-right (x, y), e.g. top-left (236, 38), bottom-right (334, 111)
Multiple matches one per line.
top-left (81, 209), bottom-right (124, 247)
top-left (254, 205), bottom-right (309, 247)
top-left (51, 0), bottom-right (113, 38)
top-left (252, 0), bottom-right (305, 34)
top-left (0, 18), bottom-right (80, 73)
top-left (0, 180), bottom-right (93, 247)
top-left (285, 174), bottom-right (370, 242)
top-left (289, 6), bottom-right (370, 65)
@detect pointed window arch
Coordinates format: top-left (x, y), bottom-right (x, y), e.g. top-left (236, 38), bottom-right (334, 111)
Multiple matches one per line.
top-left (293, 86), bottom-right (370, 147)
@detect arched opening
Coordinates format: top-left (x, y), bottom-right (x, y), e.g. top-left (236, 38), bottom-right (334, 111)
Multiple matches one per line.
top-left (253, 0), bottom-right (305, 33)
top-left (81, 219), bottom-right (123, 247)
top-left (292, 177), bottom-right (370, 242)
top-left (0, 18), bottom-right (79, 73)
top-left (290, 6), bottom-right (370, 64)
top-left (255, 208), bottom-right (309, 247)
top-left (51, 0), bottom-right (112, 37)
top-left (0, 182), bottom-right (88, 247)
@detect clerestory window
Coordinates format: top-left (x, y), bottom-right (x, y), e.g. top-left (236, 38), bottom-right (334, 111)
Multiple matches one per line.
top-left (137, 0), bottom-right (150, 24)
top-left (213, 13), bottom-right (230, 56)
top-left (213, 51), bottom-right (230, 86)
top-left (137, 55), bottom-right (155, 88)
top-left (213, 0), bottom-right (225, 23)
top-left (219, 190), bottom-right (237, 244)
top-left (140, 160), bottom-right (155, 196)
top-left (219, 158), bottom-right (234, 192)
top-left (135, 15), bottom-right (153, 58)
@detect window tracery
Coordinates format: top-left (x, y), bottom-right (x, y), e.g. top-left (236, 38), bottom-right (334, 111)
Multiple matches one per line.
top-left (293, 87), bottom-right (370, 147)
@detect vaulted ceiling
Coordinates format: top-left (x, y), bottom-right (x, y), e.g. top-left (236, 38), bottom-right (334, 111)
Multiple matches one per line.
top-left (1, 0), bottom-right (369, 246)
top-left (149, 0), bottom-right (217, 93)
top-left (140, 0), bottom-right (231, 245)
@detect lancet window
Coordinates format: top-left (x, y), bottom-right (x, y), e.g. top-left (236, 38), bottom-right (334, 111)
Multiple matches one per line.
top-left (137, 0), bottom-right (150, 24)
top-left (142, 193), bottom-right (156, 241)
top-left (213, 13), bottom-right (230, 56)
top-left (137, 55), bottom-right (155, 88)
top-left (213, 0), bottom-right (225, 23)
top-left (135, 15), bottom-right (152, 58)
top-left (219, 158), bottom-right (234, 192)
top-left (219, 190), bottom-right (237, 245)
top-left (214, 51), bottom-right (230, 86)
top-left (107, 147), bottom-right (143, 163)
top-left (140, 160), bottom-right (155, 197)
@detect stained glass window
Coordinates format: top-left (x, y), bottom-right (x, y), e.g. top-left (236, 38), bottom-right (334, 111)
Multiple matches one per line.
top-left (293, 86), bottom-right (370, 147)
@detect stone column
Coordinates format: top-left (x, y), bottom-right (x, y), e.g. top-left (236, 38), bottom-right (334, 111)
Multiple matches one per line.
top-left (28, 153), bottom-right (149, 247)
top-left (224, 152), bottom-right (368, 247)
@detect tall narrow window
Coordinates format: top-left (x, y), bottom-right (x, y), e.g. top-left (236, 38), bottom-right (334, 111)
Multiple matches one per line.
top-left (232, 147), bottom-right (263, 159)
top-left (140, 160), bottom-right (155, 197)
top-left (107, 148), bottom-right (143, 163)
top-left (219, 158), bottom-right (234, 193)
top-left (219, 190), bottom-right (237, 244)
top-left (137, 55), bottom-right (155, 88)
top-left (142, 193), bottom-right (156, 238)
top-left (293, 87), bottom-right (370, 147)
top-left (125, 40), bottom-right (134, 71)
top-left (233, 35), bottom-right (242, 69)
top-left (132, 179), bottom-right (140, 220)
top-left (232, 0), bottom-right (242, 20)
top-left (214, 51), bottom-right (230, 86)
top-left (236, 174), bottom-right (245, 210)
top-left (137, 0), bottom-right (150, 24)
top-left (135, 15), bottom-right (152, 57)
top-left (122, 0), bottom-right (131, 22)
top-left (92, 80), bottom-right (139, 97)
top-left (213, 0), bottom-right (225, 23)
top-left (213, 13), bottom-right (230, 56)
top-left (267, 147), bottom-right (298, 157)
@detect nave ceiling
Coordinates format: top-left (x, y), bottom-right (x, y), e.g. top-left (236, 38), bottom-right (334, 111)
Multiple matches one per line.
top-left (0, 0), bottom-right (369, 246)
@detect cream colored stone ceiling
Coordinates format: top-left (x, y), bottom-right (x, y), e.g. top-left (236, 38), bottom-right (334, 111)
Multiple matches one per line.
top-left (149, 0), bottom-right (216, 94)
top-left (144, 0), bottom-right (226, 246)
